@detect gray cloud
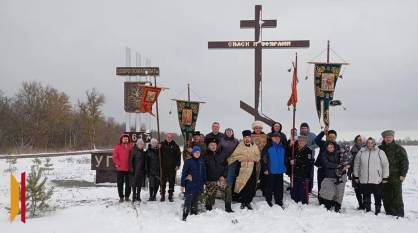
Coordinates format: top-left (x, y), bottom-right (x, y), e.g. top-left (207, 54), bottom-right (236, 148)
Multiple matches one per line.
top-left (1, 0), bottom-right (417, 140)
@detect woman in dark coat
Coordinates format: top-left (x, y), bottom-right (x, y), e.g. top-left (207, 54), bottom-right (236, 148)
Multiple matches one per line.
top-left (146, 138), bottom-right (161, 201)
top-left (319, 142), bottom-right (349, 212)
top-left (348, 135), bottom-right (365, 209)
top-left (128, 139), bottom-right (147, 203)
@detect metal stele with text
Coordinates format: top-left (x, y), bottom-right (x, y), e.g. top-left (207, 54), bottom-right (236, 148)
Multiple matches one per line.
top-left (116, 67), bottom-right (159, 76)
top-left (175, 100), bottom-right (200, 144)
top-left (313, 63), bottom-right (342, 128)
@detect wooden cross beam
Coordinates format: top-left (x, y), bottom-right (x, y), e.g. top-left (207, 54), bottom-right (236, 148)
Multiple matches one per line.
top-left (208, 5), bottom-right (310, 126)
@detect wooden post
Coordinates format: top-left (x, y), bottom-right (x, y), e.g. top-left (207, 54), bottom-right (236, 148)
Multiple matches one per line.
top-left (327, 40), bottom-right (330, 64)
top-left (154, 76), bottom-right (163, 195)
top-left (290, 52), bottom-right (297, 189)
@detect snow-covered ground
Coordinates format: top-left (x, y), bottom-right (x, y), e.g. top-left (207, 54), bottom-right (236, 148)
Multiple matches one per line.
top-left (1, 147), bottom-right (418, 233)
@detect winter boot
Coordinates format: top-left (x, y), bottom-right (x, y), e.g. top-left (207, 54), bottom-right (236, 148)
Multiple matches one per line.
top-left (168, 191), bottom-right (174, 202)
top-left (225, 202), bottom-right (234, 213)
top-left (334, 202), bottom-right (341, 213)
top-left (182, 208), bottom-right (189, 221)
top-left (266, 201), bottom-right (273, 207)
top-left (148, 188), bottom-right (154, 201)
top-left (160, 193), bottom-right (166, 202)
top-left (136, 191), bottom-right (141, 202)
top-left (119, 198), bottom-right (124, 203)
top-left (205, 204), bottom-right (213, 211)
top-left (365, 204), bottom-right (371, 212)
top-left (245, 203), bottom-right (253, 210)
top-left (375, 205), bottom-right (381, 215)
top-left (240, 203), bottom-right (245, 209)
top-left (324, 200), bottom-right (333, 210)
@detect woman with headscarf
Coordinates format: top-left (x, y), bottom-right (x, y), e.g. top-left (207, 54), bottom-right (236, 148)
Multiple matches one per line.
top-left (319, 142), bottom-right (349, 212)
top-left (348, 135), bottom-right (365, 209)
top-left (146, 138), bottom-right (161, 201)
top-left (128, 139), bottom-right (147, 203)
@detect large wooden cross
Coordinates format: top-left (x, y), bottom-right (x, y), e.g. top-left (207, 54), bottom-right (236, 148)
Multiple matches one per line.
top-left (208, 5), bottom-right (310, 126)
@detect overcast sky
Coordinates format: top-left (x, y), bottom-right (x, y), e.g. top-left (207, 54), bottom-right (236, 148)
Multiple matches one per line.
top-left (1, 0), bottom-right (418, 140)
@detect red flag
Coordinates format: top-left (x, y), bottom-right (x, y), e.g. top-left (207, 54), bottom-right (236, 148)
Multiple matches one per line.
top-left (287, 64), bottom-right (298, 108)
top-left (21, 172), bottom-right (26, 223)
top-left (139, 86), bottom-right (161, 116)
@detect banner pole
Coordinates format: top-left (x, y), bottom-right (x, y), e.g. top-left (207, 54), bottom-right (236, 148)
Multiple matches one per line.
top-left (153, 76), bottom-right (163, 196)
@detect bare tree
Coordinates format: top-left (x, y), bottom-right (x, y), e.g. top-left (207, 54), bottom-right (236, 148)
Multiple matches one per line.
top-left (78, 88), bottom-right (105, 149)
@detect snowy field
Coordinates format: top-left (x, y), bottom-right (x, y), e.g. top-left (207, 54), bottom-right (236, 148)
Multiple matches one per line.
top-left (1, 147), bottom-right (418, 233)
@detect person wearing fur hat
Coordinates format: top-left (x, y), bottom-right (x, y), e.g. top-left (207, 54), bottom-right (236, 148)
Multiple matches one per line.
top-left (251, 121), bottom-right (268, 196)
top-left (228, 130), bottom-right (261, 210)
top-left (181, 146), bottom-right (207, 221)
top-left (289, 135), bottom-right (314, 204)
top-left (128, 139), bottom-right (147, 203)
top-left (353, 137), bottom-right (389, 215)
top-left (204, 137), bottom-right (233, 212)
top-left (146, 138), bottom-right (161, 201)
top-left (379, 130), bottom-right (409, 217)
top-left (349, 135), bottom-right (366, 209)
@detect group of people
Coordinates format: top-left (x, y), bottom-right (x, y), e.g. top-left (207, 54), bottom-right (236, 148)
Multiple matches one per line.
top-left (111, 121), bottom-right (409, 221)
top-left (112, 133), bottom-right (181, 203)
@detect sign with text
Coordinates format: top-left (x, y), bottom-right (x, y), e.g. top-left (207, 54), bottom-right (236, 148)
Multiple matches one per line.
top-left (91, 152), bottom-right (115, 171)
top-left (125, 132), bottom-right (152, 144)
top-left (116, 67), bottom-right (160, 76)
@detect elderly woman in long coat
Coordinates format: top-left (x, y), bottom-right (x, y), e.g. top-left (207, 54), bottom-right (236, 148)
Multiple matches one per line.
top-left (228, 130), bottom-right (260, 210)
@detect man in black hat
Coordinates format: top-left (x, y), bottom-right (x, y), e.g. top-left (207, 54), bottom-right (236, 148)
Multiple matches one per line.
top-left (228, 130), bottom-right (261, 210)
top-left (204, 137), bottom-right (233, 212)
top-left (183, 131), bottom-right (206, 161)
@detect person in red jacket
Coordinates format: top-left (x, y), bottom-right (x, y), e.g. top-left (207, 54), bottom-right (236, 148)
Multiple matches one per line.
top-left (112, 134), bottom-right (134, 202)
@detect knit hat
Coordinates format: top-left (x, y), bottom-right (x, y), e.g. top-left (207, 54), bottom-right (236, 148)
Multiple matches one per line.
top-left (271, 132), bottom-right (281, 138)
top-left (193, 131), bottom-right (201, 136)
top-left (298, 135), bottom-right (308, 140)
top-left (192, 146), bottom-right (201, 154)
top-left (242, 130), bottom-right (252, 137)
top-left (381, 130), bottom-right (395, 137)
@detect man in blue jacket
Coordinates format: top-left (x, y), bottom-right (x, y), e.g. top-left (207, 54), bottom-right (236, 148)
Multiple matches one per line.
top-left (261, 132), bottom-right (288, 207)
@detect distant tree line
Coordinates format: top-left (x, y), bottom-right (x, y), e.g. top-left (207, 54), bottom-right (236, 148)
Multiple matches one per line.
top-left (0, 81), bottom-right (183, 154)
